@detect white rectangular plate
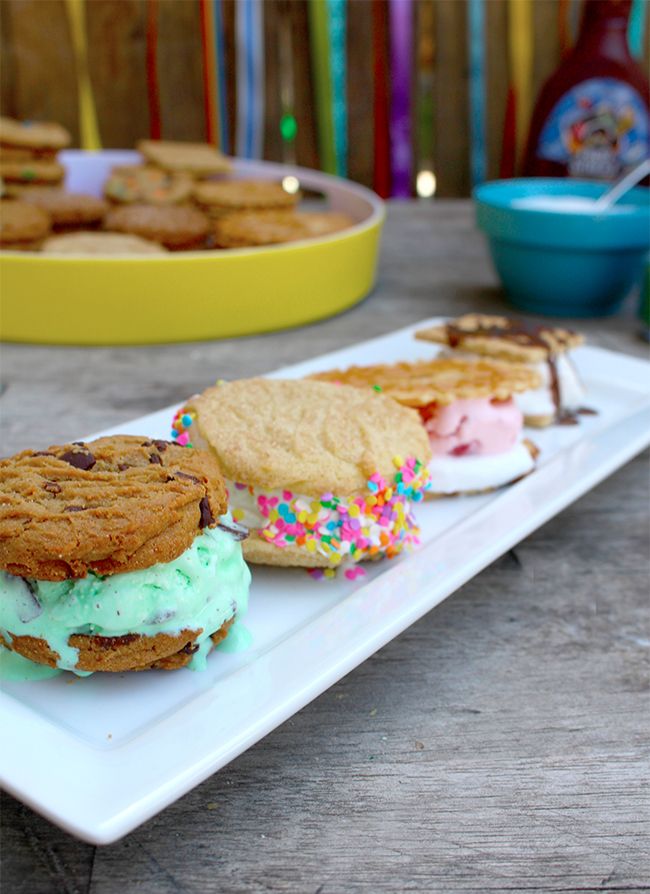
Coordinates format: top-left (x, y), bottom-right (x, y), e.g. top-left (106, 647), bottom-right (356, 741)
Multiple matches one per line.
top-left (2, 319), bottom-right (650, 844)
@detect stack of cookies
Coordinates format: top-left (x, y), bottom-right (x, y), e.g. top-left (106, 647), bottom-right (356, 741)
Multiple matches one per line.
top-left (0, 121), bottom-right (356, 254)
top-left (0, 116), bottom-right (69, 191)
top-left (1, 116), bottom-right (109, 250)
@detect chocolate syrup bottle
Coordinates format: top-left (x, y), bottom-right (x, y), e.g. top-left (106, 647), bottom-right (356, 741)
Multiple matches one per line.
top-left (523, 0), bottom-right (650, 180)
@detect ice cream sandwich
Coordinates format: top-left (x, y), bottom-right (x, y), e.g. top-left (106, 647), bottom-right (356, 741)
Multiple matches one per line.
top-left (172, 379), bottom-right (432, 570)
top-left (0, 436), bottom-right (251, 673)
top-left (311, 358), bottom-right (541, 496)
top-left (415, 314), bottom-right (590, 427)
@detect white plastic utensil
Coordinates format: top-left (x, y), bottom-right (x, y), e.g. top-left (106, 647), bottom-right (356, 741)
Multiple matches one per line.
top-left (592, 158), bottom-right (650, 212)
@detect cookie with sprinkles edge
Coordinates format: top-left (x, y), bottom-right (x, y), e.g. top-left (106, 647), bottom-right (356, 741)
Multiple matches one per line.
top-left (172, 378), bottom-right (432, 568)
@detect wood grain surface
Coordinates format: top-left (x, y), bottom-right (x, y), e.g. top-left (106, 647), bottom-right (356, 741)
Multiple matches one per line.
top-left (1, 202), bottom-right (649, 893)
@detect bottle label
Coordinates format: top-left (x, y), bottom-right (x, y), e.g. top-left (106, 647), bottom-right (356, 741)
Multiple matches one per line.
top-left (537, 77), bottom-right (649, 178)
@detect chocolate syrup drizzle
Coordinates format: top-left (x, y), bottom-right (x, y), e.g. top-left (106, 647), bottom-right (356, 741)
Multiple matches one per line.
top-left (446, 320), bottom-right (596, 425)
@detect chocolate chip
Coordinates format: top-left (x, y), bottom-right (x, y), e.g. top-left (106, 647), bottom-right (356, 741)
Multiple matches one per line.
top-left (140, 440), bottom-right (152, 447)
top-left (174, 471), bottom-right (200, 485)
top-left (72, 441), bottom-right (85, 447)
top-left (59, 450), bottom-right (96, 471)
top-left (32, 451), bottom-right (55, 457)
top-left (199, 496), bottom-right (215, 528)
top-left (181, 642), bottom-right (199, 655)
top-left (117, 463), bottom-right (130, 471)
top-left (63, 505), bottom-right (86, 512)
top-left (217, 519), bottom-right (249, 541)
top-left (153, 439), bottom-right (169, 452)
top-left (149, 453), bottom-right (162, 465)
top-left (43, 481), bottom-right (61, 494)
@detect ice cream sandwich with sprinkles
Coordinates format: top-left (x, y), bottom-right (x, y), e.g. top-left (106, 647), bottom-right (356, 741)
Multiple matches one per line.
top-left (311, 358), bottom-right (541, 496)
top-left (171, 378), bottom-right (432, 571)
top-left (415, 314), bottom-right (590, 428)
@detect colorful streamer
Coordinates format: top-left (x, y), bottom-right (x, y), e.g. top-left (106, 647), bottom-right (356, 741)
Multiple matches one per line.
top-left (388, 0), bottom-right (413, 197)
top-left (146, 0), bottom-right (162, 140)
top-left (467, 0), bottom-right (486, 187)
top-left (309, 0), bottom-right (337, 174)
top-left (214, 0), bottom-right (229, 154)
top-left (236, 0), bottom-right (265, 159)
top-left (372, 0), bottom-right (391, 198)
top-left (628, 0), bottom-right (648, 59)
top-left (328, 0), bottom-right (348, 177)
top-left (508, 0), bottom-right (533, 173)
top-left (64, 0), bottom-right (101, 150)
top-left (199, 0), bottom-right (220, 146)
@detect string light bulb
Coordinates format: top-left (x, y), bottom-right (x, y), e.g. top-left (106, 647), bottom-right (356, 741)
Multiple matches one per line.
top-left (416, 170), bottom-right (437, 198)
top-left (282, 175), bottom-right (301, 194)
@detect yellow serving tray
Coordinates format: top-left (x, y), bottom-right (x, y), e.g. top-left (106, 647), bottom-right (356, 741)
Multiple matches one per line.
top-left (1, 153), bottom-right (385, 345)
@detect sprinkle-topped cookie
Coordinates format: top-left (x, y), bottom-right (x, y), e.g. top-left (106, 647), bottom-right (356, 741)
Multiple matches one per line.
top-left (171, 378), bottom-right (432, 569)
top-left (104, 165), bottom-right (194, 206)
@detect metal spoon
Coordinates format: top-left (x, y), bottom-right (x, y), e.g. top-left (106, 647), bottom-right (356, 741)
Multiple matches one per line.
top-left (592, 157), bottom-right (650, 212)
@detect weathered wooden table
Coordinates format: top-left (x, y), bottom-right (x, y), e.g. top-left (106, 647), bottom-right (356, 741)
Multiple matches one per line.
top-left (2, 202), bottom-right (649, 894)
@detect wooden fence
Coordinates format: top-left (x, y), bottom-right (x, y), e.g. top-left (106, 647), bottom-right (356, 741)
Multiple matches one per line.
top-left (1, 0), bottom-right (648, 196)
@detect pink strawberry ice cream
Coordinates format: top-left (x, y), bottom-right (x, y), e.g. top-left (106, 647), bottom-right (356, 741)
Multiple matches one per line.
top-left (422, 397), bottom-right (523, 457)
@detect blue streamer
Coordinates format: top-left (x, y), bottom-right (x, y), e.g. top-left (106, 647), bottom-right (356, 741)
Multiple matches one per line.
top-left (628, 0), bottom-right (647, 59)
top-left (236, 0), bottom-right (264, 159)
top-left (214, 0), bottom-right (229, 154)
top-left (327, 0), bottom-right (348, 177)
top-left (468, 0), bottom-right (487, 186)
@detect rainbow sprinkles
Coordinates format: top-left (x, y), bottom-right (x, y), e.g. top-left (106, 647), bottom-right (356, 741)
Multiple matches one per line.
top-left (172, 407), bottom-right (430, 572)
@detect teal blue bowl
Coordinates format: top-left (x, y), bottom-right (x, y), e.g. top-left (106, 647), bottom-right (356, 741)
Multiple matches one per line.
top-left (474, 179), bottom-right (650, 317)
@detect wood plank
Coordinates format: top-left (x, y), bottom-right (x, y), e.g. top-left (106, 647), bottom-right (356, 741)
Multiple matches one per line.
top-left (4, 0), bottom-right (79, 144)
top-left (0, 0), bottom-right (18, 120)
top-left (433, 0), bottom-right (469, 197)
top-left (346, 0), bottom-right (374, 187)
top-left (262, 0), bottom-right (283, 163)
top-left (85, 0), bottom-right (149, 149)
top-left (485, 0), bottom-right (509, 181)
top-left (289, 0), bottom-right (319, 171)
top-left (531, 0), bottom-right (560, 112)
top-left (156, 0), bottom-right (206, 142)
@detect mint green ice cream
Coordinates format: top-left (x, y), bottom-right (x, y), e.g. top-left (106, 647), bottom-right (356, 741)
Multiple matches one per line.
top-left (0, 519), bottom-right (251, 674)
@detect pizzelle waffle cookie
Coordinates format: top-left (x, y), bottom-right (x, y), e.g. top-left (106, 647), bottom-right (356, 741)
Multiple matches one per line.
top-left (311, 358), bottom-right (541, 496)
top-left (311, 357), bottom-right (541, 406)
top-left (0, 436), bottom-right (251, 673)
top-left (416, 314), bottom-right (590, 427)
top-left (171, 379), bottom-right (432, 572)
